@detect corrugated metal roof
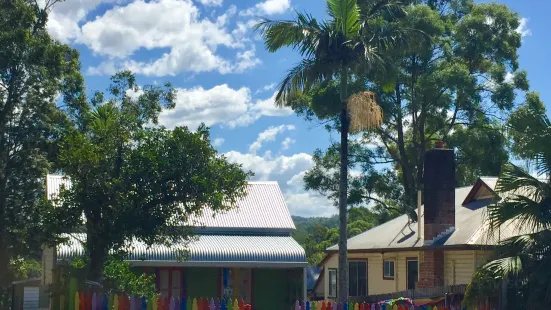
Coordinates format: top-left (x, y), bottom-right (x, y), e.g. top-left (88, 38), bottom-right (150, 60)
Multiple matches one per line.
top-left (46, 174), bottom-right (71, 200)
top-left (46, 175), bottom-right (295, 231)
top-left (327, 177), bottom-right (533, 251)
top-left (187, 182), bottom-right (295, 230)
top-left (57, 234), bottom-right (306, 266)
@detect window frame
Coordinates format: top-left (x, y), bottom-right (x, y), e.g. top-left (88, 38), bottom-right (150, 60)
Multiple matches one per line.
top-left (328, 268), bottom-right (337, 298)
top-left (382, 259), bottom-right (395, 280)
top-left (348, 260), bottom-right (368, 297)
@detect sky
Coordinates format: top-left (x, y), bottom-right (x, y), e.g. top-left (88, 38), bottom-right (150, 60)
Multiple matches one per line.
top-left (44, 0), bottom-right (551, 217)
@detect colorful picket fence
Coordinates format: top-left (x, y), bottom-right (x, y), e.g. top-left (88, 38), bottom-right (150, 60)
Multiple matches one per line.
top-left (293, 302), bottom-right (468, 310)
top-left (60, 292), bottom-right (251, 310)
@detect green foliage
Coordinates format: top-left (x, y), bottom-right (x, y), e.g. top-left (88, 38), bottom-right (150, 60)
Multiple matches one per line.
top-left (302, 0), bottom-right (532, 221)
top-left (466, 94), bottom-right (551, 309)
top-left (292, 207), bottom-right (398, 265)
top-left (103, 258), bottom-right (156, 297)
top-left (53, 71), bottom-right (252, 280)
top-left (0, 0), bottom-right (85, 291)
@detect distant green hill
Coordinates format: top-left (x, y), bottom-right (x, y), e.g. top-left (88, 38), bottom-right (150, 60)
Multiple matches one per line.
top-left (291, 207), bottom-right (398, 265)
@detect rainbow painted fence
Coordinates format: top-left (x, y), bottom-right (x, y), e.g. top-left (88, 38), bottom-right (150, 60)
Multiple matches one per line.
top-left (60, 293), bottom-right (251, 310)
top-left (62, 293), bottom-right (475, 310)
top-left (294, 302), bottom-right (467, 310)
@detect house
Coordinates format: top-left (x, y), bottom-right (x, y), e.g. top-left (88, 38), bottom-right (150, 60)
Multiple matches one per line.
top-left (41, 175), bottom-right (307, 310)
top-left (315, 145), bottom-right (526, 301)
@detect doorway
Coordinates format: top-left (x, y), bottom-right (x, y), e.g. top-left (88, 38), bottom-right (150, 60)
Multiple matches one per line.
top-left (406, 258), bottom-right (418, 290)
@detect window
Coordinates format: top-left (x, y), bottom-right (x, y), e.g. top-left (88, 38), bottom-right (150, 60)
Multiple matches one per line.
top-left (383, 260), bottom-right (395, 280)
top-left (328, 269), bottom-right (337, 298)
top-left (348, 261), bottom-right (367, 297)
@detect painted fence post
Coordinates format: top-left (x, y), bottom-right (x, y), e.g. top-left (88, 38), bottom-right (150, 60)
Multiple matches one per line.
top-left (92, 293), bottom-right (97, 310)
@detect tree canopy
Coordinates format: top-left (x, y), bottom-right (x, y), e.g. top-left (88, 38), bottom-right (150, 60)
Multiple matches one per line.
top-left (0, 0), bottom-right (85, 290)
top-left (299, 0), bottom-right (531, 220)
top-left (53, 71), bottom-right (253, 280)
top-left (256, 0), bottom-right (413, 301)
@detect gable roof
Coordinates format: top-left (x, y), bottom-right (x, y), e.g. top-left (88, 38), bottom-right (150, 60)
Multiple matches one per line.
top-left (326, 177), bottom-right (530, 252)
top-left (46, 175), bottom-right (295, 232)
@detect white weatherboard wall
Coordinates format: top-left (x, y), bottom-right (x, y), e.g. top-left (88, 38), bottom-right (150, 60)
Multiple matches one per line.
top-left (23, 287), bottom-right (39, 310)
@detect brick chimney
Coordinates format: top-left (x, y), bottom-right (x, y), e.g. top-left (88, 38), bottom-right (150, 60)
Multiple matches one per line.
top-left (417, 141), bottom-right (455, 289)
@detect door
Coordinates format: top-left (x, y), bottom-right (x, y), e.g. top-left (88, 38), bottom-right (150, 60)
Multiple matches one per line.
top-left (407, 259), bottom-right (418, 290)
top-left (23, 287), bottom-right (39, 310)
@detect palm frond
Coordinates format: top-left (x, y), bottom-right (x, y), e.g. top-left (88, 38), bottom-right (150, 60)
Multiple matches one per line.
top-left (254, 12), bottom-right (322, 56)
top-left (483, 256), bottom-right (524, 278)
top-left (487, 195), bottom-right (551, 233)
top-left (326, 0), bottom-right (361, 38)
top-left (360, 0), bottom-right (407, 20)
top-left (496, 162), bottom-right (548, 201)
top-left (275, 59), bottom-right (334, 107)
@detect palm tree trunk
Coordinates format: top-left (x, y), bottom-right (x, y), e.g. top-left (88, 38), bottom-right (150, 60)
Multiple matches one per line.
top-left (338, 66), bottom-right (349, 303)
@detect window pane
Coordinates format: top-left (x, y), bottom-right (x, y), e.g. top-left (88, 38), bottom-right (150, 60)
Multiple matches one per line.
top-left (349, 262), bottom-right (358, 296)
top-left (172, 271), bottom-right (181, 298)
top-left (390, 261), bottom-right (395, 277)
top-left (159, 270), bottom-right (169, 298)
top-left (358, 262), bottom-right (367, 296)
top-left (328, 269), bottom-right (337, 297)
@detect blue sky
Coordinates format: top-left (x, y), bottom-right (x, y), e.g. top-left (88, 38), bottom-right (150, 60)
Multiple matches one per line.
top-left (46, 0), bottom-right (550, 217)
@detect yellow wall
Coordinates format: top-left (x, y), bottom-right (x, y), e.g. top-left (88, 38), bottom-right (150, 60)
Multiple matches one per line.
top-left (322, 249), bottom-right (493, 299)
top-left (323, 251), bottom-right (420, 299)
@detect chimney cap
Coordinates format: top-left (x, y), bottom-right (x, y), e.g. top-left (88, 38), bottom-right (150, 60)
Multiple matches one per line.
top-left (435, 140), bottom-right (445, 149)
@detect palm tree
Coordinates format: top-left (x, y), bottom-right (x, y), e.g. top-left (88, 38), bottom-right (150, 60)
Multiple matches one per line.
top-left (256, 0), bottom-right (408, 302)
top-left (465, 97), bottom-right (551, 308)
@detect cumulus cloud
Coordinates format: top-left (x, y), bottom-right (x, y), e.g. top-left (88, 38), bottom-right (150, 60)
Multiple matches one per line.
top-left (241, 0), bottom-right (290, 16)
top-left (224, 150), bottom-right (335, 217)
top-left (249, 125), bottom-right (295, 154)
top-left (226, 91), bottom-right (293, 127)
top-left (516, 17), bottom-right (532, 38)
top-left (213, 138), bottom-right (225, 146)
top-left (157, 85), bottom-right (292, 129)
top-left (281, 137), bottom-right (295, 150)
top-left (49, 0), bottom-right (260, 76)
top-left (44, 0), bottom-right (117, 43)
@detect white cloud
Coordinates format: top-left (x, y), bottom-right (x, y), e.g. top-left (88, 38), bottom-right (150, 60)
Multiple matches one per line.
top-left (281, 137), bottom-right (295, 150)
top-left (226, 91), bottom-right (293, 127)
top-left (516, 17), bottom-right (531, 38)
top-left (158, 85), bottom-right (293, 129)
top-left (255, 83), bottom-right (277, 94)
top-left (213, 138), bottom-right (225, 146)
top-left (241, 0), bottom-right (290, 16)
top-left (44, 0), bottom-right (117, 43)
top-left (504, 72), bottom-right (514, 83)
top-left (50, 0), bottom-right (259, 76)
top-left (249, 125), bottom-right (295, 154)
top-left (224, 151), bottom-right (335, 217)
top-left (197, 0), bottom-right (223, 6)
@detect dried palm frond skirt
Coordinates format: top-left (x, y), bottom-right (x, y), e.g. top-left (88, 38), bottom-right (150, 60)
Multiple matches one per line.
top-left (347, 90), bottom-right (383, 134)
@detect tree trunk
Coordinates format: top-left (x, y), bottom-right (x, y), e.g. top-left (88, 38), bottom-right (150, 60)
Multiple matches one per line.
top-left (0, 174), bottom-right (10, 289)
top-left (86, 225), bottom-right (107, 282)
top-left (338, 67), bottom-right (349, 303)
